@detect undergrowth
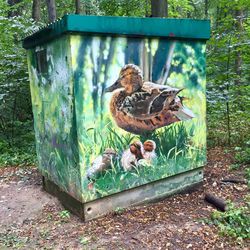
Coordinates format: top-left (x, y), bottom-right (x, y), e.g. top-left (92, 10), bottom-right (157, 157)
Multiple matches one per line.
top-left (210, 198), bottom-right (250, 242)
top-left (210, 143), bottom-right (250, 242)
top-left (0, 121), bottom-right (37, 167)
top-left (234, 141), bottom-right (250, 166)
top-left (229, 141), bottom-right (250, 186)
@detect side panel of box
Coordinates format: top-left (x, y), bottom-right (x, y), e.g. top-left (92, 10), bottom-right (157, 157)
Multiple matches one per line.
top-left (27, 35), bottom-right (81, 201)
top-left (71, 34), bottom-right (207, 203)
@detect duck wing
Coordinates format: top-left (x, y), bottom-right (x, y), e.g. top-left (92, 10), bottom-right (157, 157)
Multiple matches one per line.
top-left (142, 82), bottom-right (180, 93)
top-left (121, 83), bottom-right (182, 119)
top-left (121, 91), bottom-right (158, 117)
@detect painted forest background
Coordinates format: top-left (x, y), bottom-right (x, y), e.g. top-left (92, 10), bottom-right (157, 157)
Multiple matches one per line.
top-left (69, 36), bottom-right (207, 201)
top-left (0, 0), bottom-right (249, 169)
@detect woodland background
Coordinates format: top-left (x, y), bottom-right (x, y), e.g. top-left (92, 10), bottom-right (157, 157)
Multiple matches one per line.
top-left (0, 0), bottom-right (249, 167)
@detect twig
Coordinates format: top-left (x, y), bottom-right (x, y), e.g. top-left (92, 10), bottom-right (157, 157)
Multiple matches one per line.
top-left (221, 178), bottom-right (247, 185)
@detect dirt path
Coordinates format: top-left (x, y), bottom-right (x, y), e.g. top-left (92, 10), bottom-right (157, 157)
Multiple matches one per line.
top-left (0, 148), bottom-right (249, 249)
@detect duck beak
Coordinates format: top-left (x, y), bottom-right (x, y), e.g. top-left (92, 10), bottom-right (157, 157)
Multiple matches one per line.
top-left (176, 88), bottom-right (184, 95)
top-left (105, 80), bottom-right (122, 93)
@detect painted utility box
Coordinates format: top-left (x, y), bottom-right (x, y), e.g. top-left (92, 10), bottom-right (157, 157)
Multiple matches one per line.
top-left (23, 15), bottom-right (210, 220)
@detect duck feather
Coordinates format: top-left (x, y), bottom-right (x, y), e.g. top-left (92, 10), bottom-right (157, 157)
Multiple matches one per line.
top-left (121, 83), bottom-right (182, 119)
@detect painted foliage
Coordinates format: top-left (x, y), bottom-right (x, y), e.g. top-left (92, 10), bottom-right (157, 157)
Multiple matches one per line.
top-left (27, 35), bottom-right (81, 200)
top-left (28, 33), bottom-right (206, 203)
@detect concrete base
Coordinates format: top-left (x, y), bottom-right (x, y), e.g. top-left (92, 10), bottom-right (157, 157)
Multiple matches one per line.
top-left (43, 167), bottom-right (203, 221)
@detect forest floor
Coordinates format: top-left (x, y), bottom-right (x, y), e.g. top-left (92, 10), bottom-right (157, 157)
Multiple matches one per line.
top-left (0, 147), bottom-right (249, 250)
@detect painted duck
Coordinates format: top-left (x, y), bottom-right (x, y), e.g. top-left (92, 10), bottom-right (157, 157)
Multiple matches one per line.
top-left (105, 64), bottom-right (195, 135)
top-left (121, 141), bottom-right (143, 171)
top-left (86, 148), bottom-right (117, 189)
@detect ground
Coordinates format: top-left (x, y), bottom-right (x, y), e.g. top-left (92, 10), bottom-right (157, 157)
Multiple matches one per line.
top-left (0, 148), bottom-right (249, 249)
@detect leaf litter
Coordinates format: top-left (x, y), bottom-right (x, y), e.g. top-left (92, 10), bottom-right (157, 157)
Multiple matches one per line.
top-left (0, 147), bottom-right (249, 249)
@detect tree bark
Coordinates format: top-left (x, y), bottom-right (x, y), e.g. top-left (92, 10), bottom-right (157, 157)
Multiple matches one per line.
top-left (75, 0), bottom-right (81, 14)
top-left (46, 0), bottom-right (57, 22)
top-left (145, 0), bottom-right (149, 17)
top-left (32, 0), bottom-right (41, 21)
top-left (205, 0), bottom-right (208, 19)
top-left (226, 36), bottom-right (232, 145)
top-left (7, 0), bottom-right (22, 17)
top-left (234, 9), bottom-right (244, 84)
top-left (151, 0), bottom-right (168, 17)
top-left (205, 193), bottom-right (227, 212)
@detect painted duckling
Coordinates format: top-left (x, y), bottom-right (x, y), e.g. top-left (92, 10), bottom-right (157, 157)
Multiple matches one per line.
top-left (87, 148), bottom-right (117, 189)
top-left (137, 140), bottom-right (157, 166)
top-left (142, 140), bottom-right (157, 164)
top-left (105, 64), bottom-right (195, 135)
top-left (121, 141), bottom-right (143, 171)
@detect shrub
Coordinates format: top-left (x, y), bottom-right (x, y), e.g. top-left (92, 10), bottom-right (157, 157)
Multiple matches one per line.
top-left (211, 200), bottom-right (250, 241)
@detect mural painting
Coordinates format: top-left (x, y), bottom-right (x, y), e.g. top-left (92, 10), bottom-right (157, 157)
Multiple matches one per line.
top-left (27, 34), bottom-right (207, 203)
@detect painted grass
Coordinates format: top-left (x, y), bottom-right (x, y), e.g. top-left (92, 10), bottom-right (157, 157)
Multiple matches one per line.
top-left (80, 121), bottom-right (206, 201)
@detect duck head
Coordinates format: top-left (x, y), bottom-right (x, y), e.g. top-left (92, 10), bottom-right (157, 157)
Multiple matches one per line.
top-left (129, 140), bottom-right (144, 159)
top-left (143, 140), bottom-right (156, 152)
top-left (103, 148), bottom-right (117, 158)
top-left (105, 64), bottom-right (143, 94)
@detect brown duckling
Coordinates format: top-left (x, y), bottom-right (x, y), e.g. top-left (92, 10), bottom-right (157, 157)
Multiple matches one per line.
top-left (142, 140), bottom-right (157, 164)
top-left (121, 141), bottom-right (143, 171)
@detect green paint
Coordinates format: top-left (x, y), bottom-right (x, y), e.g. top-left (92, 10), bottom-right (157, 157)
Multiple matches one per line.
top-left (23, 15), bottom-right (210, 49)
top-left (25, 20), bottom-right (209, 205)
top-left (27, 35), bottom-right (81, 201)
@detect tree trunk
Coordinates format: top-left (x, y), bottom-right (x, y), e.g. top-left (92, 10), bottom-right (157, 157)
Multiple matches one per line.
top-left (234, 9), bottom-right (243, 85)
top-left (226, 36), bottom-right (232, 145)
top-left (32, 0), bottom-right (41, 21)
top-left (151, 0), bottom-right (168, 17)
top-left (7, 0), bottom-right (22, 17)
top-left (75, 0), bottom-right (81, 14)
top-left (145, 0), bottom-right (149, 17)
top-left (215, 6), bottom-right (220, 29)
top-left (46, 0), bottom-right (57, 22)
top-left (205, 0), bottom-right (208, 19)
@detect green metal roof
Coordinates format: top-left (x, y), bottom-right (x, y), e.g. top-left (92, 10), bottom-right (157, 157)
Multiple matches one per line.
top-left (23, 14), bottom-right (210, 49)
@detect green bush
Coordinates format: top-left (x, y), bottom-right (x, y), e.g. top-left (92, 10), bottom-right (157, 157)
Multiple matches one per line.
top-left (0, 121), bottom-right (37, 167)
top-left (211, 200), bottom-right (250, 241)
top-left (0, 150), bottom-right (36, 167)
top-left (234, 145), bottom-right (250, 165)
